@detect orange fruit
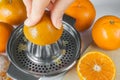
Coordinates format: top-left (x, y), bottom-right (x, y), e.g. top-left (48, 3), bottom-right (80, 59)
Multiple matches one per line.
top-left (23, 11), bottom-right (63, 46)
top-left (0, 22), bottom-right (13, 53)
top-left (0, 22), bottom-right (14, 52)
top-left (0, 0), bottom-right (27, 25)
top-left (0, 55), bottom-right (11, 80)
top-left (92, 15), bottom-right (120, 50)
top-left (65, 0), bottom-right (96, 32)
top-left (77, 51), bottom-right (116, 80)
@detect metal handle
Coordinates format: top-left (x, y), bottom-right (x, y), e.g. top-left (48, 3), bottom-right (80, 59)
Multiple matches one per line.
top-left (7, 63), bottom-right (39, 80)
top-left (63, 14), bottom-right (76, 27)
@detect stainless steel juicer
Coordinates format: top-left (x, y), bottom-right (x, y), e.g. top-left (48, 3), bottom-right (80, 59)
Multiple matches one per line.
top-left (7, 15), bottom-right (81, 80)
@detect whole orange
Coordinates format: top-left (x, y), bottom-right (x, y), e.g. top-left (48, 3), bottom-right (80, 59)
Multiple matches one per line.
top-left (0, 22), bottom-right (13, 53)
top-left (92, 15), bottom-right (120, 50)
top-left (65, 0), bottom-right (96, 32)
top-left (0, 0), bottom-right (27, 25)
top-left (23, 11), bottom-right (63, 46)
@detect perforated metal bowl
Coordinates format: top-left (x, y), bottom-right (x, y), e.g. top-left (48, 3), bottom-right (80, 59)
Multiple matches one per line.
top-left (7, 15), bottom-right (81, 77)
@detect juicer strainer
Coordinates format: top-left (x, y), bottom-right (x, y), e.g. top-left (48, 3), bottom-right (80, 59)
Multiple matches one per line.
top-left (7, 14), bottom-right (81, 78)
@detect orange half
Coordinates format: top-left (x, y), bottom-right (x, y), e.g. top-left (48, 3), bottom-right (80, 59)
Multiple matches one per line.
top-left (23, 11), bottom-right (63, 46)
top-left (77, 51), bottom-right (116, 80)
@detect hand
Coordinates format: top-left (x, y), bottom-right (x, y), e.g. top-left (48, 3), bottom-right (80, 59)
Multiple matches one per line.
top-left (23, 0), bottom-right (74, 29)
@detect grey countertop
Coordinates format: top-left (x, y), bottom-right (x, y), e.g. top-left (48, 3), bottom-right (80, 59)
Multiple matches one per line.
top-left (7, 0), bottom-right (120, 79)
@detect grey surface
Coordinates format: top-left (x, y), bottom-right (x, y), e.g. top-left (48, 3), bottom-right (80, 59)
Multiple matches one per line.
top-left (7, 0), bottom-right (120, 79)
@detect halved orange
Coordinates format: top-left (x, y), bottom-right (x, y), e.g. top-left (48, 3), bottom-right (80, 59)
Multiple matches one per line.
top-left (23, 11), bottom-right (63, 46)
top-left (77, 51), bottom-right (116, 80)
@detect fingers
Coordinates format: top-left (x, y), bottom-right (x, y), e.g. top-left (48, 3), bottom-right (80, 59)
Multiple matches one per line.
top-left (23, 0), bottom-right (74, 29)
top-left (51, 0), bottom-right (74, 29)
top-left (24, 0), bottom-right (50, 26)
top-left (23, 0), bottom-right (32, 17)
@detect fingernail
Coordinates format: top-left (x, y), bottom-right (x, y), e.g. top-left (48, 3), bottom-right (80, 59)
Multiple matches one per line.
top-left (24, 19), bottom-right (32, 27)
top-left (54, 17), bottom-right (62, 29)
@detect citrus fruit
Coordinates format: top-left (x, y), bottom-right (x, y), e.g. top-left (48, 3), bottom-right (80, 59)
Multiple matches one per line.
top-left (0, 55), bottom-right (11, 80)
top-left (0, 0), bottom-right (27, 25)
top-left (65, 0), bottom-right (96, 32)
top-left (77, 51), bottom-right (116, 80)
top-left (0, 55), bottom-right (10, 73)
top-left (92, 15), bottom-right (120, 50)
top-left (23, 11), bottom-right (63, 46)
top-left (0, 22), bottom-right (13, 53)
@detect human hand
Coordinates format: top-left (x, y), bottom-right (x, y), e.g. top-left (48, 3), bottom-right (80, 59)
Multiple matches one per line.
top-left (23, 0), bottom-right (74, 29)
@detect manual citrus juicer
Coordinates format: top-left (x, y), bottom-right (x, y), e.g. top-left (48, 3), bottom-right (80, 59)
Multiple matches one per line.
top-left (7, 14), bottom-right (81, 80)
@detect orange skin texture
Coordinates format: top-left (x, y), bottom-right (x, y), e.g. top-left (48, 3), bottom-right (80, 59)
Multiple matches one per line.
top-left (0, 22), bottom-right (13, 53)
top-left (23, 11), bottom-right (63, 46)
top-left (92, 15), bottom-right (120, 50)
top-left (65, 0), bottom-right (96, 32)
top-left (0, 0), bottom-right (27, 25)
